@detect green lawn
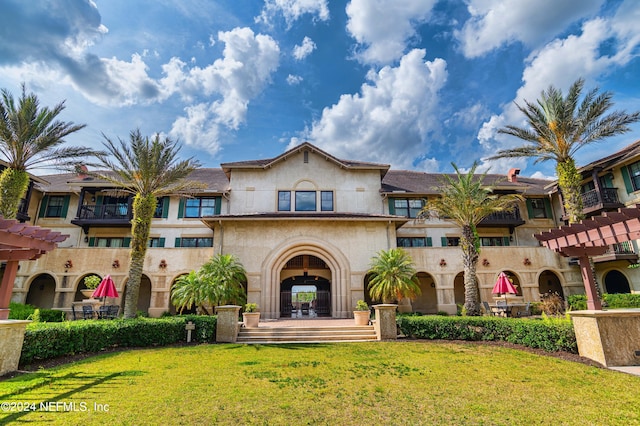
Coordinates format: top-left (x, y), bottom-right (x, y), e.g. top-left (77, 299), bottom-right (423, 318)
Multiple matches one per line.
top-left (1, 342), bottom-right (639, 425)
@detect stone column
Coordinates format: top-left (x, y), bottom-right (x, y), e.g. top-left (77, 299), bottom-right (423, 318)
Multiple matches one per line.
top-left (373, 304), bottom-right (397, 340)
top-left (215, 305), bottom-right (241, 343)
top-left (0, 320), bottom-right (31, 375)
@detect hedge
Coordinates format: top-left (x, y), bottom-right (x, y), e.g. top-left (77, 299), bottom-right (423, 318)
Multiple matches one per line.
top-left (567, 293), bottom-right (640, 310)
top-left (8, 302), bottom-right (66, 322)
top-left (396, 315), bottom-right (577, 353)
top-left (20, 315), bottom-right (217, 366)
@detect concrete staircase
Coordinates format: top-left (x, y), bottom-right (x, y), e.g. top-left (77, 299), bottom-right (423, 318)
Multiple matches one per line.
top-left (236, 325), bottom-right (377, 344)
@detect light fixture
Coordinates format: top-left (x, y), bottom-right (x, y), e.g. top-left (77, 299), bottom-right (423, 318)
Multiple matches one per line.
top-left (84, 236), bottom-right (89, 243)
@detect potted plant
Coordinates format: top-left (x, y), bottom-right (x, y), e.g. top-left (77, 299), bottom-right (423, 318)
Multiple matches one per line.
top-left (242, 303), bottom-right (260, 327)
top-left (81, 275), bottom-right (101, 298)
top-left (353, 300), bottom-right (370, 325)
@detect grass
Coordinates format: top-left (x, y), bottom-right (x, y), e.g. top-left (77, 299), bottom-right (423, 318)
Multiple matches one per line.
top-left (1, 342), bottom-right (639, 425)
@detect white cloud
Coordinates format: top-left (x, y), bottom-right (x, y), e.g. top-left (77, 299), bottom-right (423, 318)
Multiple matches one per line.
top-left (293, 36), bottom-right (316, 60)
top-left (256, 0), bottom-right (329, 27)
top-left (294, 49), bottom-right (447, 169)
top-left (477, 4), bottom-right (640, 173)
top-left (346, 0), bottom-right (437, 65)
top-left (455, 0), bottom-right (603, 58)
top-left (287, 74), bottom-right (303, 85)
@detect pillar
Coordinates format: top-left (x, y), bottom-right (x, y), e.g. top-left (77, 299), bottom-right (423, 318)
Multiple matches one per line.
top-left (373, 304), bottom-right (397, 340)
top-left (215, 305), bottom-right (241, 343)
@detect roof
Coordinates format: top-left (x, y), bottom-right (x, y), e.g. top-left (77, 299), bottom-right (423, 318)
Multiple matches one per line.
top-left (35, 168), bottom-right (230, 194)
top-left (220, 142), bottom-right (390, 179)
top-left (0, 217), bottom-right (69, 261)
top-left (381, 170), bottom-right (552, 196)
top-left (577, 139), bottom-right (640, 175)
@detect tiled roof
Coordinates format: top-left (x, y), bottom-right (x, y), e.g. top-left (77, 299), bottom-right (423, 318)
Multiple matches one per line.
top-left (577, 139), bottom-right (640, 174)
top-left (381, 170), bottom-right (552, 196)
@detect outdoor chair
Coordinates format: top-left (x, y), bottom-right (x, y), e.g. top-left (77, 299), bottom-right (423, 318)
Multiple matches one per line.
top-left (98, 305), bottom-right (110, 319)
top-left (82, 305), bottom-right (95, 320)
top-left (516, 302), bottom-right (531, 317)
top-left (107, 305), bottom-right (119, 319)
top-left (482, 301), bottom-right (496, 316)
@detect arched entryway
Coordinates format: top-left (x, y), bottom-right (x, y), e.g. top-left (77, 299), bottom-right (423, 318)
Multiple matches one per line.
top-left (604, 270), bottom-right (631, 294)
top-left (121, 274), bottom-right (152, 315)
top-left (501, 270), bottom-right (522, 296)
top-left (25, 274), bottom-right (56, 309)
top-left (538, 270), bottom-right (565, 298)
top-left (412, 272), bottom-right (437, 314)
top-left (280, 255), bottom-right (331, 317)
top-left (453, 272), bottom-right (465, 305)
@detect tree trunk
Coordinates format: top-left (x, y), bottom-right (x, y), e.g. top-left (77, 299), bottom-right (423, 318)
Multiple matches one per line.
top-left (461, 225), bottom-right (480, 316)
top-left (123, 194), bottom-right (156, 318)
top-left (557, 159), bottom-right (584, 224)
top-left (0, 168), bottom-right (29, 219)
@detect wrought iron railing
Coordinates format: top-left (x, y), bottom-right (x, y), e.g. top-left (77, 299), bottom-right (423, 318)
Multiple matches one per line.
top-left (481, 207), bottom-right (523, 222)
top-left (581, 188), bottom-right (620, 208)
top-left (76, 203), bottom-right (130, 220)
top-left (605, 241), bottom-right (636, 255)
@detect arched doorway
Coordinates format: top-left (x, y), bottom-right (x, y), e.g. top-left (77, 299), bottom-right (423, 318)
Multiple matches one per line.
top-left (280, 255), bottom-right (331, 317)
top-left (121, 275), bottom-right (152, 315)
top-left (538, 270), bottom-right (565, 298)
top-left (501, 271), bottom-right (522, 296)
top-left (25, 274), bottom-right (56, 309)
top-left (604, 270), bottom-right (631, 294)
top-left (74, 273), bottom-right (103, 301)
top-left (412, 272), bottom-right (437, 314)
top-left (453, 272), bottom-right (465, 305)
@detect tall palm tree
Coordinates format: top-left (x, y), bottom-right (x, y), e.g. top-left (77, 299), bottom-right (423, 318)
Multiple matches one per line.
top-left (488, 78), bottom-right (640, 224)
top-left (0, 84), bottom-right (90, 218)
top-left (424, 162), bottom-right (523, 316)
top-left (92, 129), bottom-right (202, 318)
top-left (367, 248), bottom-right (421, 304)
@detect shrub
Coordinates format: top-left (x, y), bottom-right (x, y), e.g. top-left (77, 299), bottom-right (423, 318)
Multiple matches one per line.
top-left (567, 295), bottom-right (587, 310)
top-left (8, 302), bottom-right (35, 320)
top-left (539, 292), bottom-right (565, 315)
top-left (7, 303), bottom-right (65, 322)
top-left (396, 315), bottom-right (577, 353)
top-left (567, 293), bottom-right (640, 310)
top-left (20, 316), bottom-right (217, 366)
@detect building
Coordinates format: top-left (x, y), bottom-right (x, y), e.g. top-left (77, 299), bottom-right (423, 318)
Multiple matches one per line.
top-left (10, 142), bottom-right (640, 318)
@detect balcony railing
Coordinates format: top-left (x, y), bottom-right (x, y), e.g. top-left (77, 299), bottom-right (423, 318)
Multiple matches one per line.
top-left (76, 203), bottom-right (130, 220)
top-left (592, 240), bottom-right (638, 263)
top-left (606, 241), bottom-right (636, 255)
top-left (478, 207), bottom-right (525, 227)
top-left (581, 187), bottom-right (621, 209)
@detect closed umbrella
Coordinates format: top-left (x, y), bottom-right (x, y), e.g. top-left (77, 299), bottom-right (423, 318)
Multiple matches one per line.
top-left (92, 274), bottom-right (119, 305)
top-left (492, 272), bottom-right (518, 310)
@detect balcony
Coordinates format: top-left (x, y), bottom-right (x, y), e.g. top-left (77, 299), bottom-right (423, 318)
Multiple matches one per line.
top-left (580, 187), bottom-right (624, 217)
top-left (71, 203), bottom-right (132, 229)
top-left (477, 207), bottom-right (525, 228)
top-left (593, 241), bottom-right (638, 263)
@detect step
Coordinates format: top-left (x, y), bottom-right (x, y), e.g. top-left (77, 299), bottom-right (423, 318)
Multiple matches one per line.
top-left (236, 325), bottom-right (377, 344)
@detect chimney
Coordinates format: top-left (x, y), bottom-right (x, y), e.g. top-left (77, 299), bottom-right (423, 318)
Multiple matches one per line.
top-left (508, 168), bottom-right (520, 183)
top-left (77, 165), bottom-right (89, 180)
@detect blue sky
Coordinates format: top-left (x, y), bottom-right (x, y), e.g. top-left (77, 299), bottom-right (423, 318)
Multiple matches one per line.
top-left (1, 0), bottom-right (639, 179)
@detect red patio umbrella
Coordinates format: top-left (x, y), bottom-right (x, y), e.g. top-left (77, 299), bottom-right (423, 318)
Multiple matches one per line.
top-left (492, 272), bottom-right (518, 306)
top-left (92, 274), bottom-right (119, 304)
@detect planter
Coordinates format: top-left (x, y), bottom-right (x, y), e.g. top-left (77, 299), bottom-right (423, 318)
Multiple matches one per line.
top-left (243, 312), bottom-right (260, 328)
top-left (81, 289), bottom-right (95, 299)
top-left (354, 310), bottom-right (370, 326)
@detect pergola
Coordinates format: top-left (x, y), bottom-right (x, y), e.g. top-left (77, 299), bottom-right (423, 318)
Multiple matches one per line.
top-left (535, 205), bottom-right (640, 310)
top-left (0, 217), bottom-right (68, 320)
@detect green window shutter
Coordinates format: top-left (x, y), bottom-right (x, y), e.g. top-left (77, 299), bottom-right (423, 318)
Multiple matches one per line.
top-left (158, 237), bottom-right (165, 248)
top-left (602, 173), bottom-right (614, 188)
top-left (388, 198), bottom-right (395, 215)
top-left (178, 199), bottom-right (185, 218)
top-left (543, 198), bottom-right (553, 218)
top-left (215, 196), bottom-right (222, 215)
top-left (161, 197), bottom-right (169, 218)
top-left (88, 237), bottom-right (95, 247)
top-left (175, 237), bottom-right (181, 248)
top-left (123, 237), bottom-right (131, 248)
top-left (96, 195), bottom-right (103, 206)
top-left (38, 195), bottom-right (49, 217)
top-left (502, 236), bottom-right (510, 246)
top-left (61, 195), bottom-right (71, 218)
top-left (525, 199), bottom-right (534, 219)
top-left (441, 237), bottom-right (448, 247)
top-left (426, 237), bottom-right (432, 247)
top-left (621, 166), bottom-right (634, 194)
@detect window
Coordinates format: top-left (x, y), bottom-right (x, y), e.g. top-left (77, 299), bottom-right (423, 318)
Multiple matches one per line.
top-left (321, 191), bottom-right (333, 211)
top-left (95, 237), bottom-right (128, 248)
top-left (148, 238), bottom-right (165, 247)
top-left (628, 161), bottom-right (640, 191)
top-left (45, 196), bottom-right (66, 218)
top-left (153, 197), bottom-right (167, 218)
top-left (529, 199), bottom-right (549, 218)
top-left (278, 191), bottom-right (291, 211)
top-left (397, 237), bottom-right (427, 247)
top-left (481, 237), bottom-right (509, 247)
top-left (392, 199), bottom-right (424, 218)
top-left (445, 237), bottom-right (460, 247)
top-left (185, 197), bottom-right (216, 218)
top-left (295, 191), bottom-right (316, 211)
top-left (177, 237), bottom-right (213, 248)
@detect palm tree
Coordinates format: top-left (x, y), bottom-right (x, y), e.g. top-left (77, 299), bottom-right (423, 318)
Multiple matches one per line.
top-left (424, 162), bottom-right (523, 316)
top-left (0, 84), bottom-right (90, 219)
top-left (92, 129), bottom-right (202, 318)
top-left (367, 248), bottom-right (421, 304)
top-left (171, 271), bottom-right (203, 314)
top-left (488, 78), bottom-right (640, 224)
